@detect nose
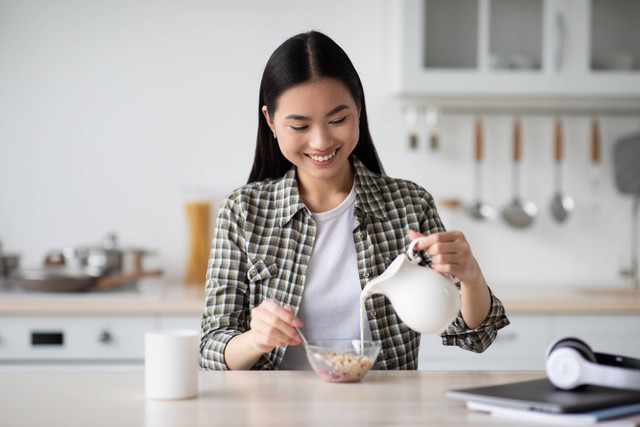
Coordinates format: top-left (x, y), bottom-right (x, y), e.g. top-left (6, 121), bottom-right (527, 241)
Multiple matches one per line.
top-left (309, 125), bottom-right (334, 150)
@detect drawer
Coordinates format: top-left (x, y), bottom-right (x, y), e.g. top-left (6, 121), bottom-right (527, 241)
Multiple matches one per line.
top-left (418, 315), bottom-right (551, 370)
top-left (0, 316), bottom-right (157, 361)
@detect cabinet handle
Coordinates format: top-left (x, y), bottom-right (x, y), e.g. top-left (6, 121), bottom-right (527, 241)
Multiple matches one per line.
top-left (98, 330), bottom-right (112, 343)
top-left (554, 11), bottom-right (566, 71)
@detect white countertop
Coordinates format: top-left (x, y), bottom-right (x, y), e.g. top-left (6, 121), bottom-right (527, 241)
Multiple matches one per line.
top-left (0, 369), bottom-right (551, 426)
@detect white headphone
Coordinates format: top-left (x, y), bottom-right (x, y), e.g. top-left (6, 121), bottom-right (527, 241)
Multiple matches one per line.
top-left (545, 337), bottom-right (640, 391)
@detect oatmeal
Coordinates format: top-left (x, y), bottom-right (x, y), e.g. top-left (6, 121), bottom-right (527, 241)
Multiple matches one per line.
top-left (315, 352), bottom-right (374, 383)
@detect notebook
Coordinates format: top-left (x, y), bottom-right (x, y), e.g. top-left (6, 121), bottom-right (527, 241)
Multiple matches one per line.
top-left (445, 378), bottom-right (640, 414)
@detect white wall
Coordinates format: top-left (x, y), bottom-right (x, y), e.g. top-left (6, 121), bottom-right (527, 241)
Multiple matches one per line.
top-left (0, 0), bottom-right (637, 287)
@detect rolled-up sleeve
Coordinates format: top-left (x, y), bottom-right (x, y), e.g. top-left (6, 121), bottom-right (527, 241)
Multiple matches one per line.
top-left (200, 197), bottom-right (249, 370)
top-left (440, 286), bottom-right (510, 353)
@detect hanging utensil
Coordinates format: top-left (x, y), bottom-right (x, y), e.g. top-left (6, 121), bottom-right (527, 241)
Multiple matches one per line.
top-left (550, 118), bottom-right (575, 223)
top-left (467, 117), bottom-right (496, 221)
top-left (589, 118), bottom-right (601, 212)
top-left (502, 118), bottom-right (538, 228)
top-left (423, 105), bottom-right (440, 151)
top-left (404, 104), bottom-right (420, 151)
top-left (613, 130), bottom-right (640, 288)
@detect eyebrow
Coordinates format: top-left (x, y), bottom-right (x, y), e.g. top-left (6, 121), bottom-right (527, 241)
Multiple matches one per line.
top-left (284, 105), bottom-right (349, 121)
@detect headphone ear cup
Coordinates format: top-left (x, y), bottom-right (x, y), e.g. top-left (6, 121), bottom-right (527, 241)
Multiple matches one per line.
top-left (547, 337), bottom-right (597, 363)
top-left (546, 337), bottom-right (596, 390)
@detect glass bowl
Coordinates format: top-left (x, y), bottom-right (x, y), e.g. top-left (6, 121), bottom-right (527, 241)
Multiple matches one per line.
top-left (304, 339), bottom-right (381, 383)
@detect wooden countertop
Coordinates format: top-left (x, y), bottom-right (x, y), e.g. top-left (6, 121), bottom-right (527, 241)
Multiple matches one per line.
top-left (1, 282), bottom-right (639, 315)
top-left (0, 370), bottom-right (549, 426)
top-left (494, 284), bottom-right (640, 314)
top-left (0, 282), bottom-right (205, 315)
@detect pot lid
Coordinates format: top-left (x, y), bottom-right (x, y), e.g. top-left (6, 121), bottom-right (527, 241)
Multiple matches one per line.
top-left (13, 266), bottom-right (93, 281)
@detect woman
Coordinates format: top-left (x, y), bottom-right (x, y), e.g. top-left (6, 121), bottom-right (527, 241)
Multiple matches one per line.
top-left (200, 31), bottom-right (509, 371)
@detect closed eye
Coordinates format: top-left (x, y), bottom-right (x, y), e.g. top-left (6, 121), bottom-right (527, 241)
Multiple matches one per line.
top-left (290, 125), bottom-right (309, 131)
top-left (330, 116), bottom-right (347, 125)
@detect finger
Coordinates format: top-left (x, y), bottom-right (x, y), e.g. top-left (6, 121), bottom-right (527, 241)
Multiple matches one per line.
top-left (409, 232), bottom-right (451, 251)
top-left (264, 301), bottom-right (303, 328)
top-left (425, 241), bottom-right (459, 257)
top-left (250, 313), bottom-right (301, 346)
top-left (429, 252), bottom-right (466, 265)
top-left (407, 229), bottom-right (425, 240)
top-left (255, 302), bottom-right (303, 341)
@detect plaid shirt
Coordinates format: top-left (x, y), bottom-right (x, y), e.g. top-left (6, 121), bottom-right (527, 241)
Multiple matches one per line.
top-left (200, 157), bottom-right (509, 370)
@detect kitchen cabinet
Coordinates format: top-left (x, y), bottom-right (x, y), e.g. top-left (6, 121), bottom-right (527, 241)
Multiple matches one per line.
top-left (418, 314), bottom-right (640, 370)
top-left (393, 0), bottom-right (640, 103)
top-left (0, 315), bottom-right (155, 362)
top-left (0, 314), bottom-right (201, 365)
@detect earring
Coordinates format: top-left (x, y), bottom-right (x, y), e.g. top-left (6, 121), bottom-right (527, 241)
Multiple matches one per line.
top-left (273, 132), bottom-right (277, 140)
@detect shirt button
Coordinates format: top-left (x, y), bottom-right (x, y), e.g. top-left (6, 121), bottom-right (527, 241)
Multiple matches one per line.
top-left (356, 232), bottom-right (365, 240)
top-left (363, 271), bottom-right (371, 278)
top-left (369, 310), bottom-right (376, 318)
top-left (249, 269), bottom-right (257, 277)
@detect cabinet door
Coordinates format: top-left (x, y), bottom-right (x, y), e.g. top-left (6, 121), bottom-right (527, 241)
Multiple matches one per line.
top-left (418, 315), bottom-right (552, 370)
top-left (566, 0), bottom-right (640, 96)
top-left (394, 0), bottom-right (640, 98)
top-left (0, 316), bottom-right (156, 361)
top-left (394, 0), bottom-right (564, 96)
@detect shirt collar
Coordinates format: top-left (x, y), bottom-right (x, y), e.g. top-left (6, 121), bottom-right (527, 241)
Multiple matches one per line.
top-left (276, 156), bottom-right (388, 227)
top-left (352, 157), bottom-right (388, 222)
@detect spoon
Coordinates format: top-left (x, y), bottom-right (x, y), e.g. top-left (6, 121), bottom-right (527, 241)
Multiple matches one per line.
top-left (468, 117), bottom-right (497, 221)
top-left (550, 118), bottom-right (574, 222)
top-left (267, 290), bottom-right (340, 375)
top-left (502, 118), bottom-right (538, 228)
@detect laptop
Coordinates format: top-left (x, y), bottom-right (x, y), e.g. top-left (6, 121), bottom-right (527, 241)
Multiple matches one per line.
top-left (445, 378), bottom-right (640, 414)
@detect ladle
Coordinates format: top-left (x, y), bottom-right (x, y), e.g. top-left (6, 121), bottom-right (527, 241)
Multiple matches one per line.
top-left (550, 118), bottom-right (574, 222)
top-left (589, 118), bottom-right (601, 212)
top-left (468, 117), bottom-right (497, 221)
top-left (502, 118), bottom-right (538, 228)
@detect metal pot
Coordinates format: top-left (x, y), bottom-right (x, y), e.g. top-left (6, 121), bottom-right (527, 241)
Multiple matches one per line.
top-left (13, 233), bottom-right (162, 292)
top-left (14, 266), bottom-right (95, 292)
top-left (0, 241), bottom-right (20, 281)
top-left (60, 232), bottom-right (123, 276)
top-left (12, 261), bottom-right (163, 293)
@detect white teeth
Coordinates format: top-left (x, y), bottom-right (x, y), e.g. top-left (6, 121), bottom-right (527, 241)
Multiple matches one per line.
top-left (309, 150), bottom-right (336, 162)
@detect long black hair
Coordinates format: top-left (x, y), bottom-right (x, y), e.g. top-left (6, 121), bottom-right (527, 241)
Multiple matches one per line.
top-left (247, 31), bottom-right (384, 183)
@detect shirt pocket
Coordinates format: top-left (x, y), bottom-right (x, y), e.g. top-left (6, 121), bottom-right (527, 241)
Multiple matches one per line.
top-left (247, 258), bottom-right (279, 309)
top-left (246, 258), bottom-right (278, 283)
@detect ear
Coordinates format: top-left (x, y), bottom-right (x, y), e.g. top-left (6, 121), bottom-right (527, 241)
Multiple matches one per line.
top-left (262, 105), bottom-right (276, 134)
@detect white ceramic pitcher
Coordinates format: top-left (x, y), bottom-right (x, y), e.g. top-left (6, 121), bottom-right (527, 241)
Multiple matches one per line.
top-left (361, 238), bottom-right (461, 334)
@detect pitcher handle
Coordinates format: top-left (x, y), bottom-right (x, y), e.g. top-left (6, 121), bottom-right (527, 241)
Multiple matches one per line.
top-left (406, 238), bottom-right (427, 262)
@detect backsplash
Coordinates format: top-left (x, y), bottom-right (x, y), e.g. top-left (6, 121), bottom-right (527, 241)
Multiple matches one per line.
top-left (380, 111), bottom-right (640, 287)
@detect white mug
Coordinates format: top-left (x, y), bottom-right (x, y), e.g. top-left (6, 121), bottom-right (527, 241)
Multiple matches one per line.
top-left (145, 329), bottom-right (200, 400)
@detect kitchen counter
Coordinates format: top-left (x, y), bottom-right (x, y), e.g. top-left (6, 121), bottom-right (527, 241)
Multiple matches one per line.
top-left (493, 284), bottom-right (640, 314)
top-left (0, 369), bottom-right (553, 426)
top-left (1, 283), bottom-right (639, 315)
top-left (0, 282), bottom-right (205, 315)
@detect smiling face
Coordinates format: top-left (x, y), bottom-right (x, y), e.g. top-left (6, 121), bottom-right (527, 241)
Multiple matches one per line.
top-left (262, 77), bottom-right (361, 193)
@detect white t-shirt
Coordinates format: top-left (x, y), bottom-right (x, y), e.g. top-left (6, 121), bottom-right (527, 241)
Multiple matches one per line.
top-left (279, 184), bottom-right (373, 370)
